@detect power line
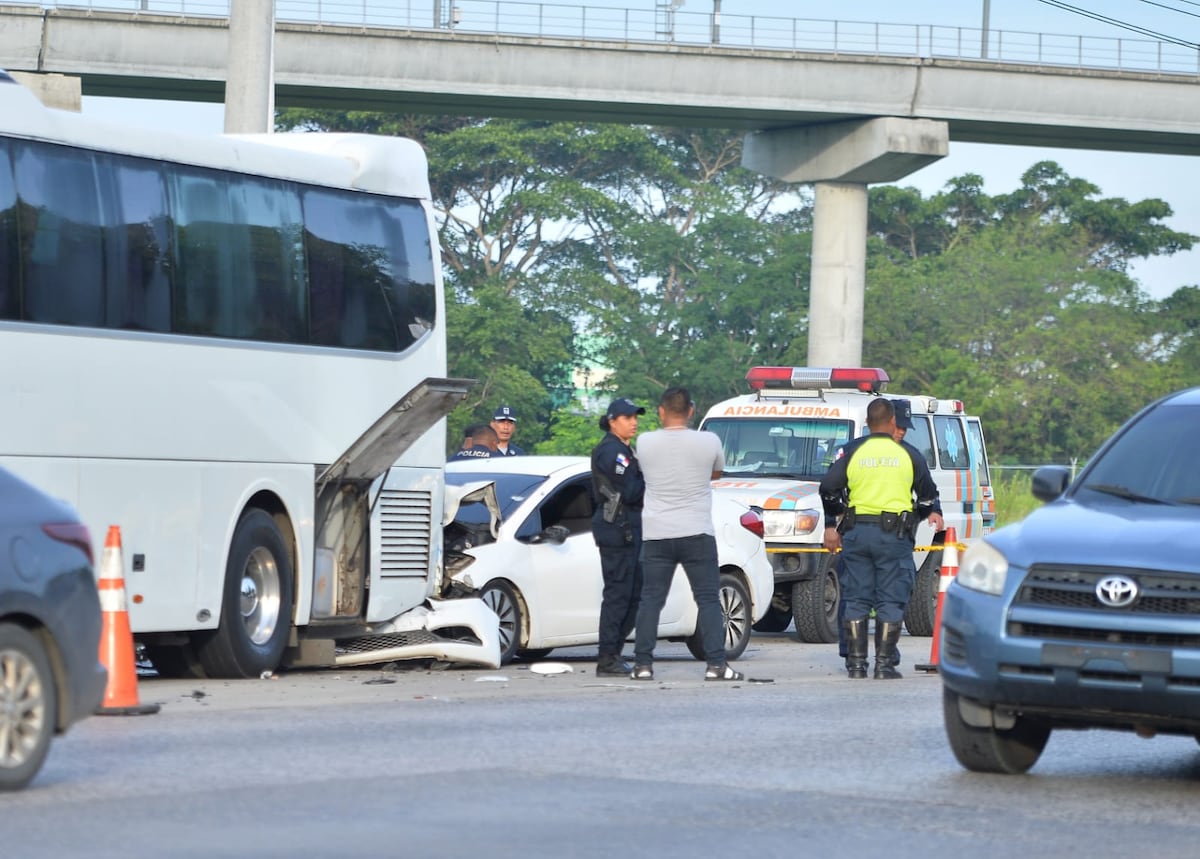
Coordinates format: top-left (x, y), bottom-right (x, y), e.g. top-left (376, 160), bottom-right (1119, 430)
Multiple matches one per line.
top-left (1033, 0), bottom-right (1198, 49)
top-left (1135, 0), bottom-right (1200, 20)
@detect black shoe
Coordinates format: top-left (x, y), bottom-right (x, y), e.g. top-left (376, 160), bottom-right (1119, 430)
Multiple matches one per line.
top-left (595, 656), bottom-right (632, 676)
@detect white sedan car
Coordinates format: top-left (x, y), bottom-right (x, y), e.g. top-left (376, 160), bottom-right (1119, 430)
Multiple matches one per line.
top-left (445, 456), bottom-right (773, 665)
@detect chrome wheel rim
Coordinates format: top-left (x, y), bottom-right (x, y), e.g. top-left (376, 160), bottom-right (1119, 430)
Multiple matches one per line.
top-left (241, 546), bottom-right (282, 646)
top-left (0, 648), bottom-right (45, 771)
top-left (720, 584), bottom-right (750, 650)
top-left (482, 586), bottom-right (517, 655)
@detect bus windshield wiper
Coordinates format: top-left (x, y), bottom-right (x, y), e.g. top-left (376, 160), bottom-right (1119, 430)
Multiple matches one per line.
top-left (1086, 483), bottom-right (1168, 504)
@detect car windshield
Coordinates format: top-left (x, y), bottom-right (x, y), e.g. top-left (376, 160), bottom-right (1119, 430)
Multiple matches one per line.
top-left (702, 418), bottom-right (854, 479)
top-left (445, 471), bottom-right (548, 523)
top-left (1078, 402), bottom-right (1200, 505)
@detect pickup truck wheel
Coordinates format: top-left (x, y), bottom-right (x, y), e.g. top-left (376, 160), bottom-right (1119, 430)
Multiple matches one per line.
top-left (943, 688), bottom-right (1050, 774)
top-left (904, 552), bottom-right (942, 637)
top-left (791, 556), bottom-right (839, 643)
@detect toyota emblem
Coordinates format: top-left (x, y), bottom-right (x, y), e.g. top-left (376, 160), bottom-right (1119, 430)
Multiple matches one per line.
top-left (1095, 575), bottom-right (1139, 608)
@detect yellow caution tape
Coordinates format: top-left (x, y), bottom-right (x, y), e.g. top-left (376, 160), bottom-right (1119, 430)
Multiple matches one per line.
top-left (767, 542), bottom-right (967, 555)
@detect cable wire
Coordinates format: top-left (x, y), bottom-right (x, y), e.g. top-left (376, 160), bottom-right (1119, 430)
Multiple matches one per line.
top-left (1034, 0), bottom-right (1198, 48)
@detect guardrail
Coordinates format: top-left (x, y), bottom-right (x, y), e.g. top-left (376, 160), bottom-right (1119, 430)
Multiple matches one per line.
top-left (8, 0), bottom-right (1200, 75)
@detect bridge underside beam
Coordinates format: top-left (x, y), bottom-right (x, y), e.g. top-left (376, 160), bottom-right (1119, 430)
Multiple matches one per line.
top-left (743, 118), bottom-right (949, 366)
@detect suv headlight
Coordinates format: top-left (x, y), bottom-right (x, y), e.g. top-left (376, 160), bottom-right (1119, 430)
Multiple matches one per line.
top-left (956, 540), bottom-right (1009, 596)
top-left (762, 508), bottom-right (821, 538)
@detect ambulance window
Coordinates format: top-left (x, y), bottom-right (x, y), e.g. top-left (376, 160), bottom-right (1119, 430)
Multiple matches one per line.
top-left (932, 416), bottom-right (970, 470)
top-left (966, 419), bottom-right (991, 486)
top-left (906, 416), bottom-right (935, 469)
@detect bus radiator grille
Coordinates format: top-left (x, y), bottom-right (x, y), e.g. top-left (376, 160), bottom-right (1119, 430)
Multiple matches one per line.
top-left (378, 489), bottom-right (433, 578)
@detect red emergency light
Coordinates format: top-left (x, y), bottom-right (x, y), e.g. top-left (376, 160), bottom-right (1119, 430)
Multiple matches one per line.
top-left (745, 366), bottom-right (890, 394)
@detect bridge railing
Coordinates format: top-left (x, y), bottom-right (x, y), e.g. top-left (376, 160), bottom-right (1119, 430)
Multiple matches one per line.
top-left (13, 0), bottom-right (1200, 76)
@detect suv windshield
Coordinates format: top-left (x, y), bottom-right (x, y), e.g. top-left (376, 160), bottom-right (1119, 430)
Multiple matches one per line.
top-left (1078, 402), bottom-right (1200, 504)
top-left (703, 418), bottom-right (854, 479)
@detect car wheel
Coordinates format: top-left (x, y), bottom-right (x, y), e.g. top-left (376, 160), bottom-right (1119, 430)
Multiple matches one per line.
top-left (196, 509), bottom-right (294, 679)
top-left (791, 555), bottom-right (839, 643)
top-left (0, 623), bottom-right (58, 792)
top-left (480, 580), bottom-right (524, 666)
top-left (904, 552), bottom-right (942, 637)
top-left (686, 573), bottom-right (752, 662)
top-left (942, 687), bottom-right (1050, 774)
top-left (516, 648), bottom-right (554, 661)
top-left (751, 590), bottom-right (792, 633)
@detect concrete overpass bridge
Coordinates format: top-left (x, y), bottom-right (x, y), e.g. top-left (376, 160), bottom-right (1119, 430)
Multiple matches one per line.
top-left (3, 1), bottom-right (1197, 364)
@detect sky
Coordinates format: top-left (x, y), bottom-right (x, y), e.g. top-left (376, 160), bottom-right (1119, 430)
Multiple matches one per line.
top-left (79, 0), bottom-right (1200, 299)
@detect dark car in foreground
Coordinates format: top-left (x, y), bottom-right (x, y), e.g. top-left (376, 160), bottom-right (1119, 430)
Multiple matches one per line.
top-left (939, 387), bottom-right (1200, 774)
top-left (0, 466), bottom-right (107, 790)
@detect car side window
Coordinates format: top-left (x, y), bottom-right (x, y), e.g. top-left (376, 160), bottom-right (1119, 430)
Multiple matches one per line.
top-left (538, 481), bottom-right (595, 537)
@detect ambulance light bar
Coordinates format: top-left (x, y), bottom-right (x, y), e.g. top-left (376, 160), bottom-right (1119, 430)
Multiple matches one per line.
top-left (745, 366), bottom-right (890, 394)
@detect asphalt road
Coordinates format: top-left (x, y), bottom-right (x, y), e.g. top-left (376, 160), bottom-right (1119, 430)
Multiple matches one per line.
top-left (4, 632), bottom-right (1199, 858)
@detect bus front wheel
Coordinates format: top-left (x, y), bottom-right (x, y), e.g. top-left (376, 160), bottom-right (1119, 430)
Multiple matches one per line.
top-left (197, 509), bottom-right (294, 679)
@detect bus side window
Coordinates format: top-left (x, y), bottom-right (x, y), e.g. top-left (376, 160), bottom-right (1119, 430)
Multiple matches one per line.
top-left (0, 140), bottom-right (17, 320)
top-left (105, 154), bottom-right (172, 333)
top-left (14, 141), bottom-right (105, 327)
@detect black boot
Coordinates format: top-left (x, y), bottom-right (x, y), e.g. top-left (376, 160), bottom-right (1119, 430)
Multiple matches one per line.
top-left (843, 618), bottom-right (868, 679)
top-left (874, 621), bottom-right (903, 679)
top-left (875, 621), bottom-right (902, 668)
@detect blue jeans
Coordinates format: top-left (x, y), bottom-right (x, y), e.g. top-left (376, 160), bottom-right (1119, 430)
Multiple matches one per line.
top-left (634, 534), bottom-right (726, 666)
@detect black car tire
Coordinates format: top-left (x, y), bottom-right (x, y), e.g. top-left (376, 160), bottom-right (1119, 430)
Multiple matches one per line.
top-left (480, 579), bottom-right (524, 666)
top-left (904, 552), bottom-right (943, 637)
top-left (791, 555), bottom-right (840, 643)
top-left (751, 591), bottom-right (792, 633)
top-left (0, 623), bottom-right (58, 792)
top-left (196, 509), bottom-right (294, 679)
top-left (942, 687), bottom-right (1050, 774)
top-left (686, 572), bottom-right (752, 662)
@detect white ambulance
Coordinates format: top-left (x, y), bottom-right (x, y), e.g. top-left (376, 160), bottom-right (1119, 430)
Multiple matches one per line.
top-left (698, 366), bottom-right (995, 643)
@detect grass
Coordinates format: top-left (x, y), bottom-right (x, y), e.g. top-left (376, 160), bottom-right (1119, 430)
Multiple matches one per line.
top-left (992, 469), bottom-right (1042, 529)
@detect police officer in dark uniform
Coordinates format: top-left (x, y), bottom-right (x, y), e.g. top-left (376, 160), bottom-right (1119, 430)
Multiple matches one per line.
top-left (450, 423), bottom-right (498, 460)
top-left (589, 397), bottom-right (646, 676)
top-left (820, 398), bottom-right (944, 679)
top-left (835, 398), bottom-right (943, 668)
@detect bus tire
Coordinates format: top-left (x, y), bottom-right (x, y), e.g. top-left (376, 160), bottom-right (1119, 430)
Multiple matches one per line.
top-left (791, 556), bottom-right (839, 643)
top-left (196, 509), bottom-right (294, 679)
top-left (904, 552), bottom-right (942, 637)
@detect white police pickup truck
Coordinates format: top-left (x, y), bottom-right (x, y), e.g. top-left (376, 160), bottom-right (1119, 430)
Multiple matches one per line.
top-left (698, 366), bottom-right (994, 642)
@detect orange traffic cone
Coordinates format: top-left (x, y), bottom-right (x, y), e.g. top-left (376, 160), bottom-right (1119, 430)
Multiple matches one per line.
top-left (96, 525), bottom-right (160, 716)
top-left (915, 527), bottom-right (959, 674)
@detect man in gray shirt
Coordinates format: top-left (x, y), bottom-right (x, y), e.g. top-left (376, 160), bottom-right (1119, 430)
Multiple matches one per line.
top-left (631, 386), bottom-right (743, 681)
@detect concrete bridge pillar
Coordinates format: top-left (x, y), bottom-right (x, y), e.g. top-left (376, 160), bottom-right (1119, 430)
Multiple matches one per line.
top-left (224, 0), bottom-right (275, 133)
top-left (743, 118), bottom-right (949, 366)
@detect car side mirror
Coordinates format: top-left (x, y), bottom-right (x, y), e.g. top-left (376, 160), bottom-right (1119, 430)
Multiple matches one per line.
top-left (1031, 465), bottom-right (1071, 503)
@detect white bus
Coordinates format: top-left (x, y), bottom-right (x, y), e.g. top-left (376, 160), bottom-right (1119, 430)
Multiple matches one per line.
top-left (0, 72), bottom-right (500, 677)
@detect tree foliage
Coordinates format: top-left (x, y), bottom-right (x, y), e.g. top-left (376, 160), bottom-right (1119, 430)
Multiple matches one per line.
top-left (277, 109), bottom-right (1197, 463)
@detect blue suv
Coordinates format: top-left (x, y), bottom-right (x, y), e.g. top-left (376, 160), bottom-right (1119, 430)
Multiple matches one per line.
top-left (939, 387), bottom-right (1200, 773)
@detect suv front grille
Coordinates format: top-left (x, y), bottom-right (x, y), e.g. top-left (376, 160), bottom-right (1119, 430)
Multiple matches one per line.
top-left (1007, 565), bottom-right (1200, 647)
